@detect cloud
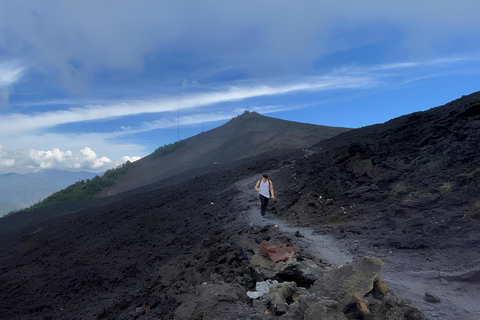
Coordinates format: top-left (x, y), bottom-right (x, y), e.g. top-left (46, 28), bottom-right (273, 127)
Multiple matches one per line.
top-left (1, 1), bottom-right (479, 92)
top-left (0, 130), bottom-right (146, 173)
top-left (0, 74), bottom-right (376, 135)
top-left (0, 62), bottom-right (24, 87)
top-left (0, 56), bottom-right (470, 137)
top-left (0, 145), bottom-right (139, 174)
top-left (0, 61), bottom-right (25, 106)
top-left (118, 104), bottom-right (315, 136)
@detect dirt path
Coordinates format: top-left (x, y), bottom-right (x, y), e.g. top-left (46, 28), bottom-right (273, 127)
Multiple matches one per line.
top-left (233, 174), bottom-right (352, 265)
top-left (233, 174), bottom-right (480, 320)
top-left (377, 250), bottom-right (480, 320)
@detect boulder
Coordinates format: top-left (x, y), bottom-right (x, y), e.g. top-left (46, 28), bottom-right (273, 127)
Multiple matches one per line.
top-left (367, 292), bottom-right (426, 320)
top-left (424, 292), bottom-right (441, 303)
top-left (304, 298), bottom-right (347, 320)
top-left (345, 158), bottom-right (375, 178)
top-left (174, 282), bottom-right (251, 320)
top-left (260, 240), bottom-right (296, 262)
top-left (266, 281), bottom-right (297, 314)
top-left (371, 275), bottom-right (388, 298)
top-left (311, 256), bottom-right (384, 303)
top-left (352, 292), bottom-right (370, 316)
top-left (249, 252), bottom-right (298, 278)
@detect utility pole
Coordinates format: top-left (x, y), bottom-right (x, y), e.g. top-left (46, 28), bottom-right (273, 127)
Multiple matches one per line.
top-left (178, 104), bottom-right (180, 141)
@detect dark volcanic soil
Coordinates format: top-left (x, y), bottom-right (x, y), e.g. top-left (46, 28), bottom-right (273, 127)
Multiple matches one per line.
top-left (268, 92), bottom-right (480, 318)
top-left (0, 161), bottom-right (426, 320)
top-left (1, 91), bottom-right (480, 319)
top-left (0, 165), bottom-right (265, 319)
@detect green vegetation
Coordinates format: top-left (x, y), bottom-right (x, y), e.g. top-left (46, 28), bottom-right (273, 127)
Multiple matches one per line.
top-left (151, 140), bottom-right (186, 159)
top-left (9, 161), bottom-right (133, 214)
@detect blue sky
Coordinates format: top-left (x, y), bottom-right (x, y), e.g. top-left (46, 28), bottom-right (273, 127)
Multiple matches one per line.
top-left (0, 0), bottom-right (479, 174)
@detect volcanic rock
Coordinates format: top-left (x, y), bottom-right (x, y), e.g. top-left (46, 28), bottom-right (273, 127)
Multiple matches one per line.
top-left (260, 240), bottom-right (296, 262)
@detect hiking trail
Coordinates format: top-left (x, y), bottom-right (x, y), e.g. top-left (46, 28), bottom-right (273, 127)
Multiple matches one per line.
top-left (232, 174), bottom-right (480, 320)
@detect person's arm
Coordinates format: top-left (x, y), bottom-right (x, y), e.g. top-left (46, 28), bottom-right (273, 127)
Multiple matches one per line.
top-left (269, 180), bottom-right (275, 199)
top-left (255, 180), bottom-right (260, 191)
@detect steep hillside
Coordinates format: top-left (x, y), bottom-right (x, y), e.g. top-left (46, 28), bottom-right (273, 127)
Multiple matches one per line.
top-left (0, 112), bottom-right (349, 231)
top-left (100, 111), bottom-right (350, 197)
top-left (0, 158), bottom-right (425, 320)
top-left (273, 91), bottom-right (480, 250)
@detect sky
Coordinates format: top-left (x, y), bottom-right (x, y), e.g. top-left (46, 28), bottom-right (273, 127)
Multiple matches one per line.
top-left (0, 0), bottom-right (480, 174)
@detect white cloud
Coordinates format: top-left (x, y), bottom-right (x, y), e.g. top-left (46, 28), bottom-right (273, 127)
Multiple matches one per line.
top-left (0, 146), bottom-right (139, 174)
top-left (118, 105), bottom-right (311, 135)
top-left (0, 57), bottom-right (470, 138)
top-left (0, 130), bottom-right (146, 174)
top-left (0, 61), bottom-right (25, 106)
top-left (117, 112), bottom-right (237, 135)
top-left (0, 62), bottom-right (24, 87)
top-left (0, 74), bottom-right (376, 135)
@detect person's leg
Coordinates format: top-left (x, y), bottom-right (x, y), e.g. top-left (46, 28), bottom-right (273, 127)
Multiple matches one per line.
top-left (260, 195), bottom-right (269, 216)
top-left (264, 197), bottom-right (269, 215)
top-left (259, 195), bottom-right (265, 216)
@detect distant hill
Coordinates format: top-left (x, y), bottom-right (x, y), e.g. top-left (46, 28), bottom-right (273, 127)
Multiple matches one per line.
top-left (0, 201), bottom-right (21, 217)
top-left (100, 111), bottom-right (351, 197)
top-left (0, 170), bottom-right (97, 217)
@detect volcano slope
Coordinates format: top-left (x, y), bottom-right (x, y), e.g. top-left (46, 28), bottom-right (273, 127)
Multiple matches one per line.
top-left (0, 112), bottom-right (349, 234)
top-left (273, 91), bottom-right (480, 251)
top-left (0, 159), bottom-right (425, 320)
top-left (1, 92), bottom-right (479, 319)
top-left (270, 91), bottom-right (480, 318)
top-left (99, 111), bottom-right (350, 197)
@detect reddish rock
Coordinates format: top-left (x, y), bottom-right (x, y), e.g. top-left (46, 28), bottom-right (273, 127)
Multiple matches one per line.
top-left (260, 240), bottom-right (296, 262)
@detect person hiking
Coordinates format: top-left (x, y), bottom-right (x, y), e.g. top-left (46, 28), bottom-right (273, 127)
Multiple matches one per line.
top-left (254, 173), bottom-right (275, 216)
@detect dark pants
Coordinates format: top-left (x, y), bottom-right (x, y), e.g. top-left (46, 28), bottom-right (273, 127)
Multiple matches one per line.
top-left (259, 195), bottom-right (269, 216)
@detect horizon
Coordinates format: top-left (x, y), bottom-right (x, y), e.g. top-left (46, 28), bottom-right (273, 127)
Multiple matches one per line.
top-left (1, 1), bottom-right (480, 174)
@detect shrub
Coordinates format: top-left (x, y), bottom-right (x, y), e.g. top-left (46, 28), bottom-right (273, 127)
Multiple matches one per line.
top-left (151, 140), bottom-right (186, 159)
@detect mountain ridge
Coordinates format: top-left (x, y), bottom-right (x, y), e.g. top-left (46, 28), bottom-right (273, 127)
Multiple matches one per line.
top-left (99, 111), bottom-right (350, 197)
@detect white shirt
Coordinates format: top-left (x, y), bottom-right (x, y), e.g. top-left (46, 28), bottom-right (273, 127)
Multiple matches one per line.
top-left (259, 180), bottom-right (270, 198)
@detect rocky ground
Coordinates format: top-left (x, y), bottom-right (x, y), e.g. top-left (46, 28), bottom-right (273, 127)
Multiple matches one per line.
top-left (0, 168), bottom-right (428, 320)
top-left (1, 91), bottom-right (480, 319)
top-left (236, 174), bottom-right (480, 320)
top-left (262, 91), bottom-right (480, 319)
